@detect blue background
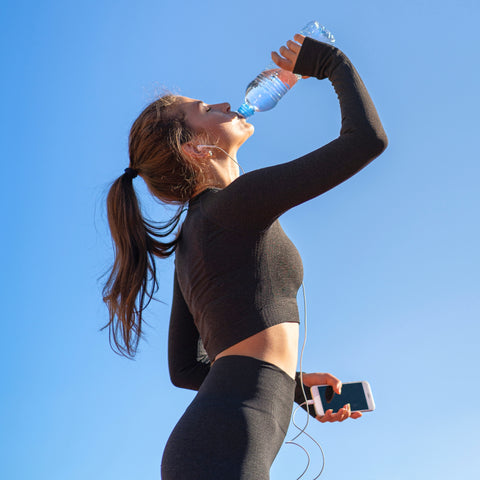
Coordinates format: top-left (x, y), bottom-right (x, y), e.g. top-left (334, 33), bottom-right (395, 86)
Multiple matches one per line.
top-left (1, 0), bottom-right (479, 478)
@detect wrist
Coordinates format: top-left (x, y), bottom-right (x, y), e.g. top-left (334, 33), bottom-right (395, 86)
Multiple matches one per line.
top-left (293, 36), bottom-right (343, 79)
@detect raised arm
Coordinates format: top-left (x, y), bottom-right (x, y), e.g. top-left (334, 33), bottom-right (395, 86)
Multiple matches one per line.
top-left (202, 35), bottom-right (388, 231)
top-left (168, 270), bottom-right (210, 390)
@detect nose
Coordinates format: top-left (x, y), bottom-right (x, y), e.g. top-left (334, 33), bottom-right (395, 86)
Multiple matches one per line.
top-left (211, 102), bottom-right (231, 113)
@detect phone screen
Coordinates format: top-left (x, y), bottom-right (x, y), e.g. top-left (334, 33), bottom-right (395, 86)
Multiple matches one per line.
top-left (316, 383), bottom-right (369, 413)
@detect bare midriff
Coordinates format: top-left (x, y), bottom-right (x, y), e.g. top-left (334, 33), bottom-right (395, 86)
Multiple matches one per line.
top-left (214, 322), bottom-right (299, 379)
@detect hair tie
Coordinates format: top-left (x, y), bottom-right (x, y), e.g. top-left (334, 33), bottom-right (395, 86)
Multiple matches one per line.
top-left (124, 167), bottom-right (138, 179)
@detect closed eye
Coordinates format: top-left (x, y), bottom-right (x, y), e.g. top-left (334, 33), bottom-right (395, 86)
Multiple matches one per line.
top-left (201, 102), bottom-right (211, 112)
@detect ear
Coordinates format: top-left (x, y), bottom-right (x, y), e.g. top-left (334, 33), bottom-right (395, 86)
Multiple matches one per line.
top-left (181, 141), bottom-right (211, 161)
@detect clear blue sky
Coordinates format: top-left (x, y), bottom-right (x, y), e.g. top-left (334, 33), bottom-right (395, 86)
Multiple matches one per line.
top-left (1, 0), bottom-right (479, 478)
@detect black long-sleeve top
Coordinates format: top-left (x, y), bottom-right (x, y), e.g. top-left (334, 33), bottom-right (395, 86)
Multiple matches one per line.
top-left (167, 37), bottom-right (388, 397)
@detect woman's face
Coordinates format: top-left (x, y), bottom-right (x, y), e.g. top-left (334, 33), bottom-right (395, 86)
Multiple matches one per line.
top-left (175, 96), bottom-right (254, 152)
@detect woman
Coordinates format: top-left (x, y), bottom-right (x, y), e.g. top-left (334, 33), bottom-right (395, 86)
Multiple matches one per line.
top-left (103, 33), bottom-right (387, 479)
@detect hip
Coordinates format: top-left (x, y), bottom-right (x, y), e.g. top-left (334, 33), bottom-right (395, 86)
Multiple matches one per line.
top-left (161, 355), bottom-right (296, 479)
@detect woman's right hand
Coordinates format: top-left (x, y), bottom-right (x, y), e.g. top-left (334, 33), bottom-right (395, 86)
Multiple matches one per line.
top-left (271, 34), bottom-right (309, 79)
top-left (301, 372), bottom-right (363, 423)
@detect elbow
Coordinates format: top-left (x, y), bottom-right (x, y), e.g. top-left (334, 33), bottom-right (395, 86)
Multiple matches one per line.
top-left (169, 371), bottom-right (187, 389)
top-left (169, 365), bottom-right (187, 389)
top-left (362, 127), bottom-right (388, 159)
top-left (169, 374), bottom-right (182, 389)
top-left (169, 366), bottom-right (198, 391)
top-left (375, 129), bottom-right (389, 155)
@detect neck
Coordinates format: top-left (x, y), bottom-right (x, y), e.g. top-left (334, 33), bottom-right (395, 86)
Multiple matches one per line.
top-left (191, 146), bottom-right (244, 198)
top-left (206, 147), bottom-right (242, 187)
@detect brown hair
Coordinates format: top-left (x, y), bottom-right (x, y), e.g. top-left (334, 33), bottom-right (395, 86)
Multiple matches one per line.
top-left (102, 94), bottom-right (205, 357)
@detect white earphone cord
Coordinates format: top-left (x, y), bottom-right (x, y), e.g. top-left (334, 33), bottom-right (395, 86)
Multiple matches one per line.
top-left (285, 281), bottom-right (325, 480)
top-left (197, 144), bottom-right (245, 175)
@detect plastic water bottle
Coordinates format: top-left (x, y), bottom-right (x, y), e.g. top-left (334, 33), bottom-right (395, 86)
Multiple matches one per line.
top-left (237, 21), bottom-right (335, 118)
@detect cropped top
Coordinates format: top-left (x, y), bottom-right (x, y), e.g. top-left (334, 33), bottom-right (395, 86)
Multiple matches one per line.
top-left (167, 37), bottom-right (388, 392)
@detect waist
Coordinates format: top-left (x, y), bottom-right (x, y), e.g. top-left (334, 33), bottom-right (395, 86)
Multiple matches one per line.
top-left (197, 297), bottom-right (301, 361)
top-left (214, 322), bottom-right (299, 379)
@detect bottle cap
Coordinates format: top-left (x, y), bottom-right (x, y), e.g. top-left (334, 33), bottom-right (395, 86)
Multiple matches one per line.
top-left (237, 103), bottom-right (256, 118)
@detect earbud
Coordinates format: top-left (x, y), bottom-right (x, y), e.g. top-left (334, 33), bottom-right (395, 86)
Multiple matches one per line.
top-left (196, 144), bottom-right (245, 174)
top-left (197, 144), bottom-right (213, 156)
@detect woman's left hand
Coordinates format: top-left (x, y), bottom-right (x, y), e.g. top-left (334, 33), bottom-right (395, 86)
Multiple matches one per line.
top-left (301, 372), bottom-right (363, 423)
top-left (271, 34), bottom-right (309, 78)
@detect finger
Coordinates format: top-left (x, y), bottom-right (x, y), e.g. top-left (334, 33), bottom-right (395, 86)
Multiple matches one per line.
top-left (339, 404), bottom-right (351, 422)
top-left (318, 406), bottom-right (362, 423)
top-left (326, 408), bottom-right (346, 423)
top-left (286, 39), bottom-right (301, 53)
top-left (329, 412), bottom-right (346, 423)
top-left (328, 405), bottom-right (350, 423)
top-left (271, 51), bottom-right (292, 70)
top-left (316, 409), bottom-right (333, 423)
top-left (293, 34), bottom-right (305, 44)
top-left (338, 413), bottom-right (348, 422)
top-left (279, 45), bottom-right (297, 62)
top-left (321, 409), bottom-right (343, 423)
top-left (301, 373), bottom-right (342, 393)
top-left (323, 374), bottom-right (342, 395)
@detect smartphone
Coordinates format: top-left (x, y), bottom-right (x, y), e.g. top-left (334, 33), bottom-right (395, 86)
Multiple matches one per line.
top-left (310, 381), bottom-right (375, 416)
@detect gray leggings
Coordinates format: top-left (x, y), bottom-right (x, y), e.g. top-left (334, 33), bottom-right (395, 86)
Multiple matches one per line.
top-left (161, 355), bottom-right (296, 479)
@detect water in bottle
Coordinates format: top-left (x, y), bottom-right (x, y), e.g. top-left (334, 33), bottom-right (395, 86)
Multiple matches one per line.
top-left (237, 21), bottom-right (335, 118)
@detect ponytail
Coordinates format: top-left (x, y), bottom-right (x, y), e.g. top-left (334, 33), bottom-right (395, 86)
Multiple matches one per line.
top-left (102, 171), bottom-right (183, 357)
